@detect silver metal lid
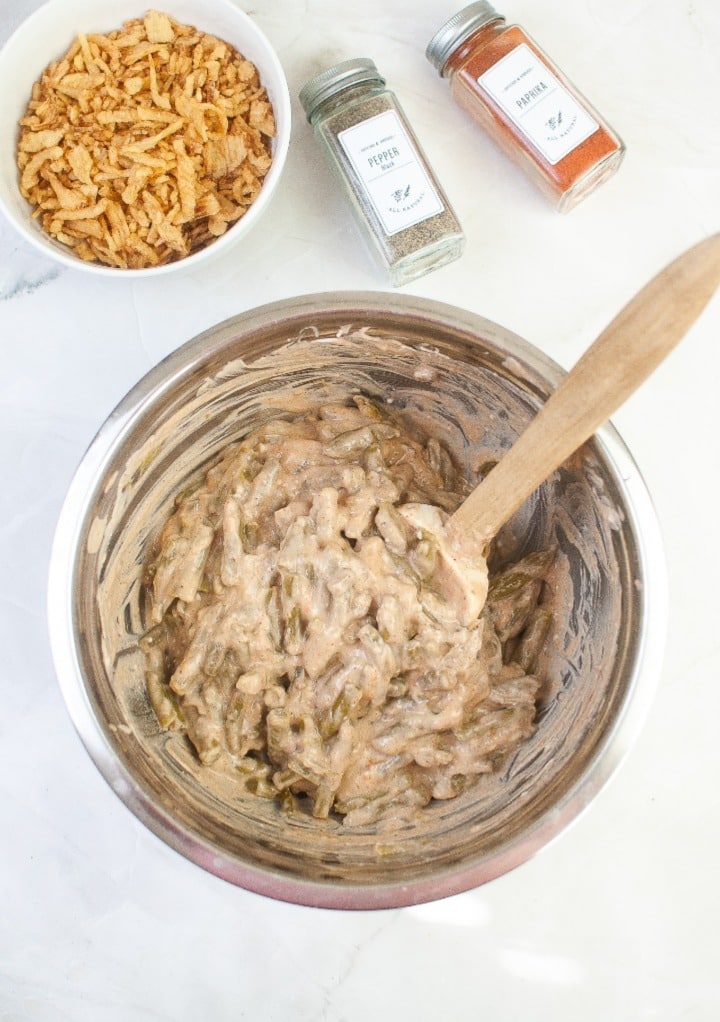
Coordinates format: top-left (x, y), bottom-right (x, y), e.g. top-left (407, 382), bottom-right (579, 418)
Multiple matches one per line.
top-left (299, 58), bottom-right (386, 121)
top-left (426, 2), bottom-right (505, 75)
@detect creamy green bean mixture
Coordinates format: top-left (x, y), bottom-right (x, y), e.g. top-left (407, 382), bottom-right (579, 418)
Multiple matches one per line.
top-left (140, 397), bottom-right (552, 827)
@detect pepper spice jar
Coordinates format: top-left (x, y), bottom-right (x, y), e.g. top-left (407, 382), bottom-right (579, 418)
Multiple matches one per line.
top-left (299, 59), bottom-right (464, 286)
top-left (426, 2), bottom-right (625, 212)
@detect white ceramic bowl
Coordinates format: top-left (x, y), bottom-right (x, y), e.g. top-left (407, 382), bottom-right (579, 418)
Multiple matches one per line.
top-left (0, 0), bottom-right (291, 276)
top-left (48, 292), bottom-right (667, 909)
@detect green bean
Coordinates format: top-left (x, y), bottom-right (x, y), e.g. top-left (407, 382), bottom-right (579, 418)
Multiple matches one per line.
top-left (386, 677), bottom-right (408, 699)
top-left (284, 606), bottom-right (303, 654)
top-left (453, 707), bottom-right (515, 741)
top-left (327, 426), bottom-right (375, 455)
top-left (224, 690), bottom-right (245, 756)
top-left (266, 709), bottom-right (291, 762)
top-left (204, 642), bottom-right (226, 677)
top-left (287, 758), bottom-right (323, 787)
top-left (319, 690), bottom-right (351, 740)
top-left (425, 437), bottom-right (457, 489)
top-left (273, 768), bottom-right (300, 790)
top-left (312, 784), bottom-right (335, 819)
top-left (476, 459), bottom-right (498, 479)
top-left (146, 671), bottom-right (184, 730)
top-left (449, 773), bottom-right (472, 796)
top-left (265, 587), bottom-right (282, 650)
top-left (353, 394), bottom-right (391, 421)
top-left (488, 571), bottom-right (533, 602)
top-left (278, 788), bottom-right (296, 814)
top-left (375, 502), bottom-right (408, 554)
top-left (245, 777), bottom-right (277, 799)
top-left (240, 518), bottom-right (259, 552)
top-left (513, 607), bottom-right (553, 673)
top-left (488, 549), bottom-right (554, 601)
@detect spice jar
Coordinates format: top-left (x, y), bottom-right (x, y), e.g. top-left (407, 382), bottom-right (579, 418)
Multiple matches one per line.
top-left (299, 59), bottom-right (464, 286)
top-left (426, 2), bottom-right (625, 212)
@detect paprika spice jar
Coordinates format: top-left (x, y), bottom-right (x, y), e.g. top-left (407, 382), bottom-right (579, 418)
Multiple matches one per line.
top-left (426, 2), bottom-right (625, 212)
top-left (299, 58), bottom-right (464, 286)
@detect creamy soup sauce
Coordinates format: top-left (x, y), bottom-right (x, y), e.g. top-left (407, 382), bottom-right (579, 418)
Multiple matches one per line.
top-left (140, 395), bottom-right (552, 828)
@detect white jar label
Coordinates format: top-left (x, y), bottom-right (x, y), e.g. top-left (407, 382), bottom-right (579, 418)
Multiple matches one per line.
top-left (477, 43), bottom-right (598, 165)
top-left (338, 109), bottom-right (444, 236)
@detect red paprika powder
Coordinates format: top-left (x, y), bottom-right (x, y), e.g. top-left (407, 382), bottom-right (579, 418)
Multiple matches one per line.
top-left (426, 2), bottom-right (625, 212)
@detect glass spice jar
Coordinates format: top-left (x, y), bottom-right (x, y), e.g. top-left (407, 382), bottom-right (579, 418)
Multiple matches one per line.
top-left (426, 2), bottom-right (625, 212)
top-left (299, 58), bottom-right (465, 286)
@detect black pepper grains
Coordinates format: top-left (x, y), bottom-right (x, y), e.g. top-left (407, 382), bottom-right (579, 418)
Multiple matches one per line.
top-left (299, 58), bottom-right (465, 286)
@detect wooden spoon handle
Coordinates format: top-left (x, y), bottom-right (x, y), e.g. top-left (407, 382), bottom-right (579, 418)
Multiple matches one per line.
top-left (449, 232), bottom-right (720, 547)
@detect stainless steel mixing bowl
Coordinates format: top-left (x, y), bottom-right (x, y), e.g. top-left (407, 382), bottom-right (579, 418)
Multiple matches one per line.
top-left (47, 292), bottom-right (666, 909)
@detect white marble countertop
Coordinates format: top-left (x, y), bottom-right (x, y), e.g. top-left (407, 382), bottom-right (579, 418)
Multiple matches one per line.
top-left (2, 1), bottom-right (719, 1018)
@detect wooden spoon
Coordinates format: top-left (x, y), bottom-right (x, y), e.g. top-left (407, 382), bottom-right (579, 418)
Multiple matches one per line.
top-left (449, 233), bottom-right (720, 549)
